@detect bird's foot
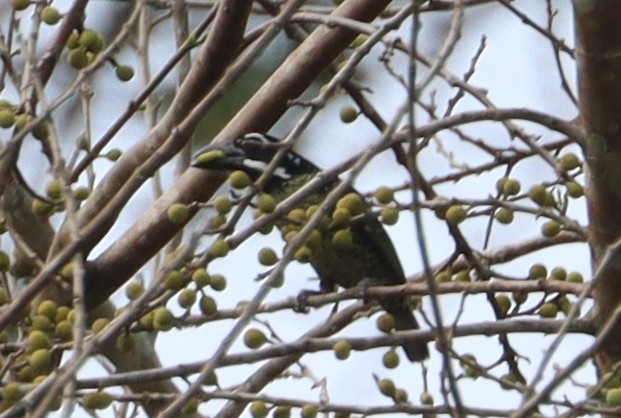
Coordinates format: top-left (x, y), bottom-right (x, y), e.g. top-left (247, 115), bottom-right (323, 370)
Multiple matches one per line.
top-left (294, 289), bottom-right (324, 313)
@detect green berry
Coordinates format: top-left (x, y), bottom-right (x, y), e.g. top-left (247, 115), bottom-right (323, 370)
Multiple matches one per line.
top-left (66, 32), bottom-right (80, 49)
top-left (376, 313), bottom-right (395, 333)
top-left (294, 246), bottom-right (312, 263)
top-left (350, 34), bottom-right (368, 48)
top-left (378, 378), bottom-right (396, 397)
top-left (0, 251), bottom-right (10, 272)
top-left (125, 281), bottom-right (144, 300)
top-left (244, 328), bottom-right (267, 349)
top-left (455, 270), bottom-right (471, 282)
top-left (249, 400), bottom-right (269, 418)
top-left (12, 0), bottom-right (30, 10)
top-left (374, 186), bottom-right (394, 204)
top-left (3, 383), bottom-right (24, 403)
top-left (0, 287), bottom-right (8, 305)
top-left (332, 228), bottom-right (352, 249)
top-left (181, 398), bottom-right (200, 415)
top-left (258, 247), bottom-right (278, 266)
top-left (607, 388), bottom-right (621, 406)
top-left (528, 263), bottom-right (547, 280)
top-left (559, 153), bottom-right (581, 171)
top-left (380, 206), bottom-right (399, 226)
top-left (435, 270), bottom-right (451, 283)
top-left (91, 317), bottom-right (109, 334)
top-left (445, 205), bottom-right (467, 225)
top-left (382, 349), bottom-right (400, 369)
top-left (272, 406), bottom-right (291, 418)
top-left (0, 109), bottom-right (16, 128)
top-left (494, 207), bottom-right (514, 224)
top-left (167, 203), bottom-right (190, 224)
top-left (567, 271), bottom-right (584, 283)
top-left (550, 266), bottom-right (567, 281)
top-left (512, 291), bottom-right (527, 305)
top-left (152, 307), bottom-right (174, 331)
top-left (55, 320), bottom-right (72, 341)
top-left (394, 389), bottom-right (408, 403)
top-left (115, 65), bottom-right (134, 82)
top-left (541, 220), bottom-right (561, 238)
top-left (29, 348), bottom-right (52, 372)
top-left (27, 330), bottom-right (51, 350)
top-left (31, 314), bottom-right (53, 331)
top-left (192, 268), bottom-right (210, 287)
top-left (229, 170), bottom-right (251, 189)
top-left (336, 193), bottom-right (365, 216)
top-left (79, 30), bottom-right (104, 53)
top-left (566, 181), bottom-right (584, 198)
top-left (538, 302), bottom-right (558, 318)
top-left (41, 6), bottom-right (60, 25)
top-left (105, 149), bottom-right (122, 161)
top-left (209, 274), bottom-right (226, 291)
top-left (495, 294), bottom-right (511, 314)
top-left (500, 373), bottom-right (519, 390)
top-left (72, 186), bottom-right (90, 200)
top-left (420, 391), bottom-right (434, 405)
top-left (209, 239), bottom-right (230, 258)
top-left (339, 106), bottom-right (358, 123)
top-left (331, 207), bottom-right (351, 228)
top-left (164, 270), bottom-right (185, 290)
top-left (37, 300), bottom-right (57, 319)
top-left (31, 198), bottom-right (52, 217)
top-left (194, 149), bottom-right (224, 165)
top-left (83, 391), bottom-right (113, 410)
top-left (300, 404), bottom-right (318, 418)
top-left (32, 120), bottom-right (50, 140)
top-left (528, 185), bottom-right (548, 206)
top-left (332, 339), bottom-right (351, 360)
top-left (177, 288), bottom-right (197, 309)
top-left (46, 180), bottom-right (63, 200)
top-left (68, 47), bottom-right (89, 69)
top-left (257, 194), bottom-right (276, 213)
top-left (501, 178), bottom-right (521, 196)
top-left (214, 196), bottom-right (232, 214)
top-left (199, 295), bottom-right (217, 316)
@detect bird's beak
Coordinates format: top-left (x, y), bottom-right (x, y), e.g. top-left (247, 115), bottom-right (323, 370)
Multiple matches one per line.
top-left (192, 141), bottom-right (245, 170)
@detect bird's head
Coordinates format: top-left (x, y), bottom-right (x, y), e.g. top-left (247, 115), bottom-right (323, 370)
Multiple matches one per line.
top-left (192, 133), bottom-right (319, 192)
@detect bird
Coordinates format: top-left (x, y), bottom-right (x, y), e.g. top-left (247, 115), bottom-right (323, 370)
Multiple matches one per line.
top-left (192, 133), bottom-right (428, 361)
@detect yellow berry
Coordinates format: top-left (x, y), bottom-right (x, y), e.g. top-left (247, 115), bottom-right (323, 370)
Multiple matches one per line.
top-left (79, 30), bottom-right (104, 53)
top-left (501, 178), bottom-right (521, 196)
top-left (528, 185), bottom-right (548, 206)
top-left (194, 149), bottom-right (225, 165)
top-left (43, 180), bottom-right (62, 201)
top-left (244, 328), bottom-right (267, 349)
top-left (420, 391), bottom-right (434, 405)
top-left (31, 198), bottom-right (53, 217)
top-left (3, 383), bottom-right (24, 403)
top-left (27, 330), bottom-right (50, 350)
top-left (331, 207), bottom-right (351, 228)
top-left (333, 339), bottom-right (351, 360)
top-left (567, 271), bottom-right (584, 283)
top-left (91, 317), bottom-right (109, 334)
top-left (167, 203), bottom-right (190, 224)
top-left (37, 300), bottom-right (57, 319)
top-left (0, 287), bottom-right (8, 305)
top-left (125, 281), bottom-right (145, 300)
top-left (300, 404), bottom-right (318, 418)
top-left (374, 186), bottom-right (394, 204)
top-left (72, 186), bottom-right (90, 200)
top-left (294, 246), bottom-right (312, 263)
top-left (105, 149), bottom-right (122, 161)
top-left (607, 388), bottom-right (621, 406)
top-left (550, 266), bottom-right (567, 281)
top-left (54, 320), bottom-right (72, 341)
top-left (287, 208), bottom-right (306, 224)
top-left (435, 270), bottom-right (451, 283)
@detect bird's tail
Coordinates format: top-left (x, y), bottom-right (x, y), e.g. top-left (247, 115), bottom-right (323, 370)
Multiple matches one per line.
top-left (385, 301), bottom-right (429, 362)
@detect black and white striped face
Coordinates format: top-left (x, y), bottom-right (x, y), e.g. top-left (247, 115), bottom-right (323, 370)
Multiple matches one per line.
top-left (192, 133), bottom-right (319, 184)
